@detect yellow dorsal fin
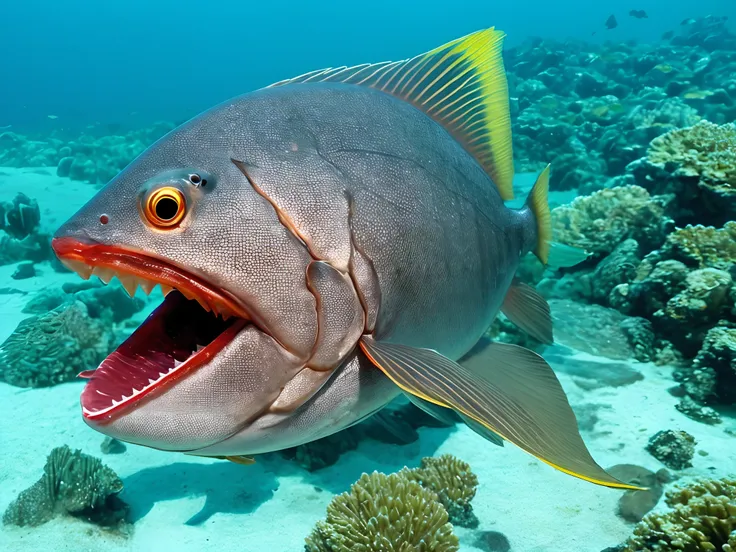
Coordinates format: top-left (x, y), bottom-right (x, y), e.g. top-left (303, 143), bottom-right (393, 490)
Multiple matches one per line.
top-left (269, 28), bottom-right (515, 200)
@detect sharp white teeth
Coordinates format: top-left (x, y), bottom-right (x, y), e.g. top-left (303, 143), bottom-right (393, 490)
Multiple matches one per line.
top-left (159, 372), bottom-right (166, 377)
top-left (118, 275), bottom-right (139, 297)
top-left (148, 378), bottom-right (156, 385)
top-left (174, 359), bottom-right (183, 368)
top-left (111, 399), bottom-right (120, 406)
top-left (161, 285), bottom-right (174, 296)
top-left (195, 344), bottom-right (205, 352)
top-left (140, 280), bottom-right (156, 295)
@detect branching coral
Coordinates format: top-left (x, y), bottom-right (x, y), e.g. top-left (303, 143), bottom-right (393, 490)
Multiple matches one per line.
top-left (0, 301), bottom-right (112, 387)
top-left (402, 454), bottom-right (479, 528)
top-left (2, 445), bottom-right (128, 530)
top-left (551, 185), bottom-right (671, 254)
top-left (623, 477), bottom-right (736, 551)
top-left (305, 471), bottom-right (459, 552)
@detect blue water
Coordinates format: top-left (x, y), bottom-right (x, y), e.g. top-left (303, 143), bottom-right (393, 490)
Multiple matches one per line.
top-left (3, 0), bottom-right (735, 130)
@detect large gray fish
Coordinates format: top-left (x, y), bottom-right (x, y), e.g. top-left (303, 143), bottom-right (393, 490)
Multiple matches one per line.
top-left (53, 28), bottom-right (637, 489)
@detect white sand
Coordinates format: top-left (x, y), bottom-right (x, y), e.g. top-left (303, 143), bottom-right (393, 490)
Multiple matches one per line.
top-left (0, 168), bottom-right (734, 551)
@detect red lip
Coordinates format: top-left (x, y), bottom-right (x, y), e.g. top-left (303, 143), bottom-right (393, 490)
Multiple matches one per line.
top-left (51, 237), bottom-right (250, 422)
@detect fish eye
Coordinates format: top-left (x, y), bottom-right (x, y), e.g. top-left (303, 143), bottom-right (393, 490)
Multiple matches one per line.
top-left (143, 186), bottom-right (186, 228)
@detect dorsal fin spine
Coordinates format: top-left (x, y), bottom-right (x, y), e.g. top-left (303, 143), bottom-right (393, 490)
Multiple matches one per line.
top-left (267, 27), bottom-right (515, 200)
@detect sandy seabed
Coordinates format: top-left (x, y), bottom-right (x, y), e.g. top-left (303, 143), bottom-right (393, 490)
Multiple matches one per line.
top-left (0, 167), bottom-right (734, 552)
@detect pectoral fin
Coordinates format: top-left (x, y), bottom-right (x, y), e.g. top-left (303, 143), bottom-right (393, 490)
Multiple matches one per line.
top-left (501, 279), bottom-right (554, 344)
top-left (359, 335), bottom-right (642, 490)
top-left (224, 455), bottom-right (256, 465)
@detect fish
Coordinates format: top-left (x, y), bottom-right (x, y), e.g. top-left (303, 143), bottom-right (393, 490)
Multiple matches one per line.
top-left (653, 63), bottom-right (674, 73)
top-left (662, 31), bottom-right (675, 40)
top-left (606, 15), bottom-right (618, 29)
top-left (47, 115), bottom-right (58, 120)
top-left (683, 89), bottom-right (715, 99)
top-left (629, 10), bottom-right (648, 19)
top-left (52, 28), bottom-right (639, 490)
top-left (681, 18), bottom-right (695, 26)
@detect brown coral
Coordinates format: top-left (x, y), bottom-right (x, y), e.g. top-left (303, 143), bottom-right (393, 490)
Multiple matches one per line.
top-left (305, 471), bottom-right (458, 552)
top-left (660, 223), bottom-right (736, 270)
top-left (647, 121), bottom-right (736, 191)
top-left (402, 454), bottom-right (479, 528)
top-left (551, 185), bottom-right (670, 254)
top-left (623, 477), bottom-right (736, 551)
top-left (0, 301), bottom-right (112, 387)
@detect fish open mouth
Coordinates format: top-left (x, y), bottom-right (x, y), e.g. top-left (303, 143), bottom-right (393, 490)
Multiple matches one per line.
top-left (51, 237), bottom-right (251, 421)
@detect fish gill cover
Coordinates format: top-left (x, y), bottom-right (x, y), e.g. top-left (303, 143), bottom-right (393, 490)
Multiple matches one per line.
top-left (0, 5), bottom-right (735, 552)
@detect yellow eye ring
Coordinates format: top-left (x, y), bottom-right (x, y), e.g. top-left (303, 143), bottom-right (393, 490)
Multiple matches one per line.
top-left (144, 186), bottom-right (186, 228)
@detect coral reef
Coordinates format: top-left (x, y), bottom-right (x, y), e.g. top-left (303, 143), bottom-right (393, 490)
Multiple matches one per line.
top-left (622, 477), bottom-right (736, 551)
top-left (677, 326), bottom-right (736, 406)
top-left (646, 430), bottom-right (696, 470)
top-left (550, 186), bottom-right (671, 255)
top-left (508, 17), bottom-right (736, 194)
top-left (305, 471), bottom-right (459, 552)
top-left (2, 445), bottom-right (129, 530)
top-left (0, 122), bottom-right (174, 185)
top-left (0, 301), bottom-right (112, 387)
top-left (0, 193), bottom-right (50, 266)
top-left (402, 454), bottom-right (479, 529)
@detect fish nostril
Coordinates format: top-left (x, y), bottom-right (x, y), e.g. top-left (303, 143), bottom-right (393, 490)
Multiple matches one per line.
top-left (99, 214), bottom-right (109, 225)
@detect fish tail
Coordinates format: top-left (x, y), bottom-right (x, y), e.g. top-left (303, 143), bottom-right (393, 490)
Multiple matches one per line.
top-left (525, 164), bottom-right (551, 264)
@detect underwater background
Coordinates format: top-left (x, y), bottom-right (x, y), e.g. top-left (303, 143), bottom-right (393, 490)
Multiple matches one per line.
top-left (2, 1), bottom-right (736, 551)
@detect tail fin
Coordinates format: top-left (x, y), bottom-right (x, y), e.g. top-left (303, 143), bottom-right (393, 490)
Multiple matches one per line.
top-left (526, 164), bottom-right (552, 265)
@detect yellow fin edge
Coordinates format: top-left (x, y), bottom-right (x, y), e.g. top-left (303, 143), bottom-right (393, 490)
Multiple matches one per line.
top-left (528, 164), bottom-right (552, 265)
top-left (424, 28), bottom-right (514, 200)
top-left (360, 340), bottom-right (645, 491)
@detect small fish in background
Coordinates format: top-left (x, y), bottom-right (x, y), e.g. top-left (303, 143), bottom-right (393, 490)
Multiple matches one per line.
top-left (606, 15), bottom-right (618, 30)
top-left (683, 89), bottom-right (715, 99)
top-left (0, 124), bottom-right (11, 131)
top-left (653, 63), bottom-right (674, 73)
top-left (681, 18), bottom-right (696, 26)
top-left (662, 30), bottom-right (675, 40)
top-left (629, 10), bottom-right (648, 19)
top-left (47, 115), bottom-right (58, 120)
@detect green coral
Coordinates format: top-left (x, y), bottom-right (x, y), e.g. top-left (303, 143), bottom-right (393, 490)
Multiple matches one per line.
top-left (661, 223), bottom-right (736, 270)
top-left (402, 454), bottom-right (479, 528)
top-left (305, 471), bottom-right (459, 552)
top-left (2, 445), bottom-right (128, 530)
top-left (623, 477), bottom-right (736, 551)
top-left (647, 121), bottom-right (736, 191)
top-left (551, 185), bottom-right (670, 254)
top-left (0, 301), bottom-right (112, 387)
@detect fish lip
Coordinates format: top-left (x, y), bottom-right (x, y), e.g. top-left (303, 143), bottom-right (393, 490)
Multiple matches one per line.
top-left (51, 236), bottom-right (251, 321)
top-left (51, 236), bottom-right (253, 423)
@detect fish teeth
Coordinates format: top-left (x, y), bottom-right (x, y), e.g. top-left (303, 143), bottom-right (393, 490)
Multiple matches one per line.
top-left (62, 259), bottom-right (94, 280)
top-left (139, 280), bottom-right (156, 295)
top-left (93, 266), bottom-right (115, 284)
top-left (195, 344), bottom-right (205, 353)
top-left (117, 275), bottom-right (139, 297)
